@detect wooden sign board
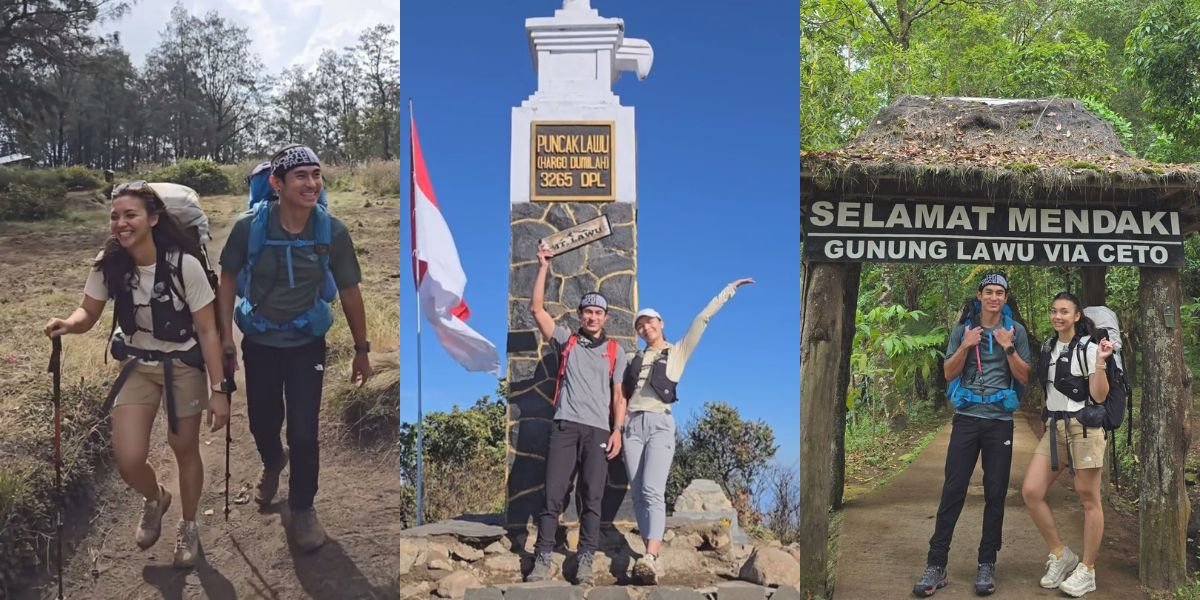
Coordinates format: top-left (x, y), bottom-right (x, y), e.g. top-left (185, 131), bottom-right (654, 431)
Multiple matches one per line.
top-left (540, 215), bottom-right (612, 256)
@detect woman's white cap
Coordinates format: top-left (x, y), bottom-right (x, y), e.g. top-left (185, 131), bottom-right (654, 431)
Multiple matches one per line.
top-left (635, 308), bottom-right (662, 324)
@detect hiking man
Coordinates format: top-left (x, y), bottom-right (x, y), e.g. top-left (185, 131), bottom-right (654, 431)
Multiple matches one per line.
top-left (217, 144), bottom-right (373, 553)
top-left (525, 243), bottom-right (628, 586)
top-left (913, 273), bottom-right (1032, 597)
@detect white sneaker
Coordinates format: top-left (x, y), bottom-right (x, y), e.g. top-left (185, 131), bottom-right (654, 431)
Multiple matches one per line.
top-left (1040, 546), bottom-right (1080, 588)
top-left (633, 554), bottom-right (660, 585)
top-left (1059, 563), bottom-right (1097, 597)
top-left (173, 519), bottom-right (200, 568)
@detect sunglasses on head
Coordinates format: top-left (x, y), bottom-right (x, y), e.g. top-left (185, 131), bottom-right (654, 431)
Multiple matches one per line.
top-left (112, 180), bottom-right (164, 205)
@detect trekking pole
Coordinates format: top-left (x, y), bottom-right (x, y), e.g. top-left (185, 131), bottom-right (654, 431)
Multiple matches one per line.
top-left (222, 349), bottom-right (237, 522)
top-left (48, 336), bottom-right (64, 599)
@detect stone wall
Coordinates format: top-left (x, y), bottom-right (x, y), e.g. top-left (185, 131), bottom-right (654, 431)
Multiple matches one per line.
top-left (505, 200), bottom-right (638, 528)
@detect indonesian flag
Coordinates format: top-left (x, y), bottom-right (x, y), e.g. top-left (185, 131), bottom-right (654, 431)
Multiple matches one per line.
top-left (410, 114), bottom-right (500, 374)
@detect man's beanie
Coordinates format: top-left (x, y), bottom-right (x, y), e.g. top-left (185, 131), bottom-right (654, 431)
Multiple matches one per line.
top-left (579, 292), bottom-right (608, 312)
top-left (979, 273), bottom-right (1008, 290)
top-left (270, 144), bottom-right (321, 178)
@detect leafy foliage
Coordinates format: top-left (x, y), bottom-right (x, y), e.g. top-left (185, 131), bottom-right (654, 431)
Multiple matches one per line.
top-left (1124, 0), bottom-right (1200, 154)
top-left (146, 160), bottom-right (233, 195)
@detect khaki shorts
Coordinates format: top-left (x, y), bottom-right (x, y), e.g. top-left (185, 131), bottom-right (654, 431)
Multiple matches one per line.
top-left (113, 359), bottom-right (208, 419)
top-left (1034, 417), bottom-right (1106, 469)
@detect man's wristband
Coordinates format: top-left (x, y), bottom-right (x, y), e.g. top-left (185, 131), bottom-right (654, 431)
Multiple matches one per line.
top-left (354, 341), bottom-right (371, 354)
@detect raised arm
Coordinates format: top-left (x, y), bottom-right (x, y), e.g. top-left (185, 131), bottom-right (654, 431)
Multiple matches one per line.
top-left (666, 278), bottom-right (753, 380)
top-left (530, 243), bottom-right (556, 341)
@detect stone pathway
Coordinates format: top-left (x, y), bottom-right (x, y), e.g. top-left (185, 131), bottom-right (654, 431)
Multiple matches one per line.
top-left (454, 581), bottom-right (802, 599)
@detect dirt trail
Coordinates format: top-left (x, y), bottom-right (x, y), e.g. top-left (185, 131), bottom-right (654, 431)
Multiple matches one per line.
top-left (14, 195), bottom-right (402, 600)
top-left (833, 410), bottom-right (1145, 599)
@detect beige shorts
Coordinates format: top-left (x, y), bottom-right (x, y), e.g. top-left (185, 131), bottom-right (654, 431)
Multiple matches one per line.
top-left (113, 359), bottom-right (208, 419)
top-left (1034, 417), bottom-right (1107, 469)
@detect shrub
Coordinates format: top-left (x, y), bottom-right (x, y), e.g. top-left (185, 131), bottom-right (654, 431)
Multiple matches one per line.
top-left (146, 160), bottom-right (232, 195)
top-left (56, 166), bottom-right (102, 190)
top-left (0, 183), bottom-right (66, 221)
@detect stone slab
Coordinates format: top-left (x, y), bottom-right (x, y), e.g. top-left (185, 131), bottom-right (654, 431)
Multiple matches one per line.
top-left (645, 589), bottom-right (709, 600)
top-left (585, 586), bottom-right (638, 600)
top-left (503, 581), bottom-right (584, 600)
top-left (464, 588), bottom-right (505, 600)
top-left (714, 581), bottom-right (770, 600)
top-left (766, 587), bottom-right (801, 600)
top-left (398, 519), bottom-right (507, 543)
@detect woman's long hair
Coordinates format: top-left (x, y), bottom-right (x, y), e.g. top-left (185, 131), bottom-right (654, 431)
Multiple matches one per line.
top-left (1052, 291), bottom-right (1099, 341)
top-left (94, 186), bottom-right (201, 297)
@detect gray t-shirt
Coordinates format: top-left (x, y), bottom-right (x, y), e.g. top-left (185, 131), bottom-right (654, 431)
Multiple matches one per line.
top-left (551, 325), bottom-right (628, 432)
top-left (219, 204), bottom-right (361, 348)
top-left (946, 320), bottom-right (1032, 421)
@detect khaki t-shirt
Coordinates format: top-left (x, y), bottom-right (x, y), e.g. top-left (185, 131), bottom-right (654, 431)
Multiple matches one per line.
top-left (84, 250), bottom-right (215, 355)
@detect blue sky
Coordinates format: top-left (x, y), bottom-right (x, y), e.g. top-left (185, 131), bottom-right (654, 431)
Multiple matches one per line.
top-left (400, 2), bottom-right (801, 467)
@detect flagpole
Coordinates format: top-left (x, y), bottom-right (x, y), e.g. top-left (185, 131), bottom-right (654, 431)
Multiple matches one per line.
top-left (410, 98), bottom-right (425, 527)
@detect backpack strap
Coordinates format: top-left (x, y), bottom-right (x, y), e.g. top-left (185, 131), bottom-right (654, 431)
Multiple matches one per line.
top-left (605, 339), bottom-right (618, 379)
top-left (552, 334), bottom-right (578, 407)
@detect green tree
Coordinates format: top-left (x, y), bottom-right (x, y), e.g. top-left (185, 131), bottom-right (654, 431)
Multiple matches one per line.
top-left (1124, 0), bottom-right (1200, 156)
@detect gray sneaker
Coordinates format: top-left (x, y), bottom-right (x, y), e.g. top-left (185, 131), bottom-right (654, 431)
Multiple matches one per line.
top-left (172, 520), bottom-right (200, 568)
top-left (291, 507), bottom-right (327, 553)
top-left (255, 450), bottom-right (289, 506)
top-left (975, 562), bottom-right (996, 595)
top-left (135, 485), bottom-right (172, 550)
top-left (575, 551), bottom-right (595, 586)
top-left (526, 551), bottom-right (556, 582)
top-left (913, 564), bottom-right (947, 597)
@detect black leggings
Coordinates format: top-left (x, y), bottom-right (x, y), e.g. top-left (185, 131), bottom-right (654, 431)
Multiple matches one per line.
top-left (242, 337), bottom-right (327, 510)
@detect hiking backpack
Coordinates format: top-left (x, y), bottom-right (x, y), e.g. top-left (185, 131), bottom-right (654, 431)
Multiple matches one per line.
top-left (1038, 307), bottom-right (1131, 435)
top-left (232, 162), bottom-right (338, 338)
top-left (946, 298), bottom-right (1024, 412)
top-left (552, 335), bottom-right (620, 407)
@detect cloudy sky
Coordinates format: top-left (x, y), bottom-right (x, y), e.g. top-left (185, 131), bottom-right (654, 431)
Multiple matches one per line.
top-left (96, 0), bottom-right (399, 73)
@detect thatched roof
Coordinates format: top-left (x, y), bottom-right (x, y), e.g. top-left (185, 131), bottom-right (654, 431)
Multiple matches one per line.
top-left (802, 96), bottom-right (1200, 210)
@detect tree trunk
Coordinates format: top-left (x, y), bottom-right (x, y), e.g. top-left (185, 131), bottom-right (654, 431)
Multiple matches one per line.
top-left (1081, 267), bottom-right (1107, 307)
top-left (831, 263), bottom-right (863, 510)
top-left (800, 261), bottom-right (861, 599)
top-left (1136, 267), bottom-right (1191, 590)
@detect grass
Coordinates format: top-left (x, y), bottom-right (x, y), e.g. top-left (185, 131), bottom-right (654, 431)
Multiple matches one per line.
top-left (843, 400), bottom-right (945, 499)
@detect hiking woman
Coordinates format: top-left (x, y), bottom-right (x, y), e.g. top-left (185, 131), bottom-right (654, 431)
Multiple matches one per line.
top-left (1021, 291), bottom-right (1113, 597)
top-left (620, 277), bottom-right (753, 585)
top-left (44, 181), bottom-right (230, 568)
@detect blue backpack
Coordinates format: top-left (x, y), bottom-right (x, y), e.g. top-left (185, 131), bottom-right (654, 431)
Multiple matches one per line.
top-left (233, 162), bottom-right (337, 337)
top-left (946, 299), bottom-right (1024, 412)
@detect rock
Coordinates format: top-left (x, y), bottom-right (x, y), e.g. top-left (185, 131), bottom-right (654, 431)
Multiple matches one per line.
top-left (512, 202), bottom-right (548, 221)
top-left (767, 587), bottom-right (802, 600)
top-left (399, 519), bottom-right (507, 544)
top-left (398, 538), bottom-right (430, 575)
top-left (675, 480), bottom-right (735, 513)
top-left (483, 554), bottom-right (522, 573)
top-left (588, 586), bottom-right (637, 600)
top-left (702, 529), bottom-right (732, 552)
top-left (429, 558), bottom-right (454, 572)
top-left (646, 589), bottom-right (708, 600)
top-left (715, 580), bottom-right (769, 600)
top-left (547, 203), bottom-right (576, 230)
top-left (738, 546), bottom-right (801, 588)
top-left (782, 544), bottom-right (800, 564)
top-left (560, 271), bottom-right (599, 308)
top-left (660, 547), bottom-right (706, 574)
top-left (484, 540), bottom-right (508, 555)
top-left (464, 588), bottom-right (504, 600)
top-left (672, 532), bottom-right (704, 550)
top-left (503, 580), bottom-right (582, 600)
top-left (436, 570), bottom-right (482, 598)
top-left (729, 543), bottom-right (754, 564)
top-left (570, 203), bottom-right (600, 222)
top-left (587, 245), bottom-right (634, 276)
top-left (663, 529), bottom-right (676, 543)
top-left (598, 273), bottom-right (633, 306)
top-left (623, 531), bottom-right (648, 554)
top-left (451, 541), bottom-right (485, 562)
top-left (400, 581), bottom-right (431, 599)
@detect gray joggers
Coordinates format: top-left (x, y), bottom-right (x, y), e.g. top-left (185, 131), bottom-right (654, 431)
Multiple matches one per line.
top-left (622, 411), bottom-right (676, 541)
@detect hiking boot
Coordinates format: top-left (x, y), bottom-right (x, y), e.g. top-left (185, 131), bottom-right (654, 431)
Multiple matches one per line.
top-left (1059, 563), bottom-right (1097, 597)
top-left (633, 553), bottom-right (660, 585)
top-left (135, 485), bottom-right (172, 549)
top-left (172, 520), bottom-right (200, 568)
top-left (575, 551), bottom-right (595, 586)
top-left (1041, 546), bottom-right (1080, 588)
top-left (291, 507), bottom-right (327, 553)
top-left (912, 564), bottom-right (947, 597)
top-left (254, 450), bottom-right (289, 506)
top-left (525, 551), bottom-right (556, 582)
top-left (975, 562), bottom-right (996, 595)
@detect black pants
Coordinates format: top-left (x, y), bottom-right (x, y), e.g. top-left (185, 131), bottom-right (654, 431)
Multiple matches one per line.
top-left (242, 337), bottom-right (327, 510)
top-left (536, 420), bottom-right (610, 555)
top-left (927, 414), bottom-right (1014, 567)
